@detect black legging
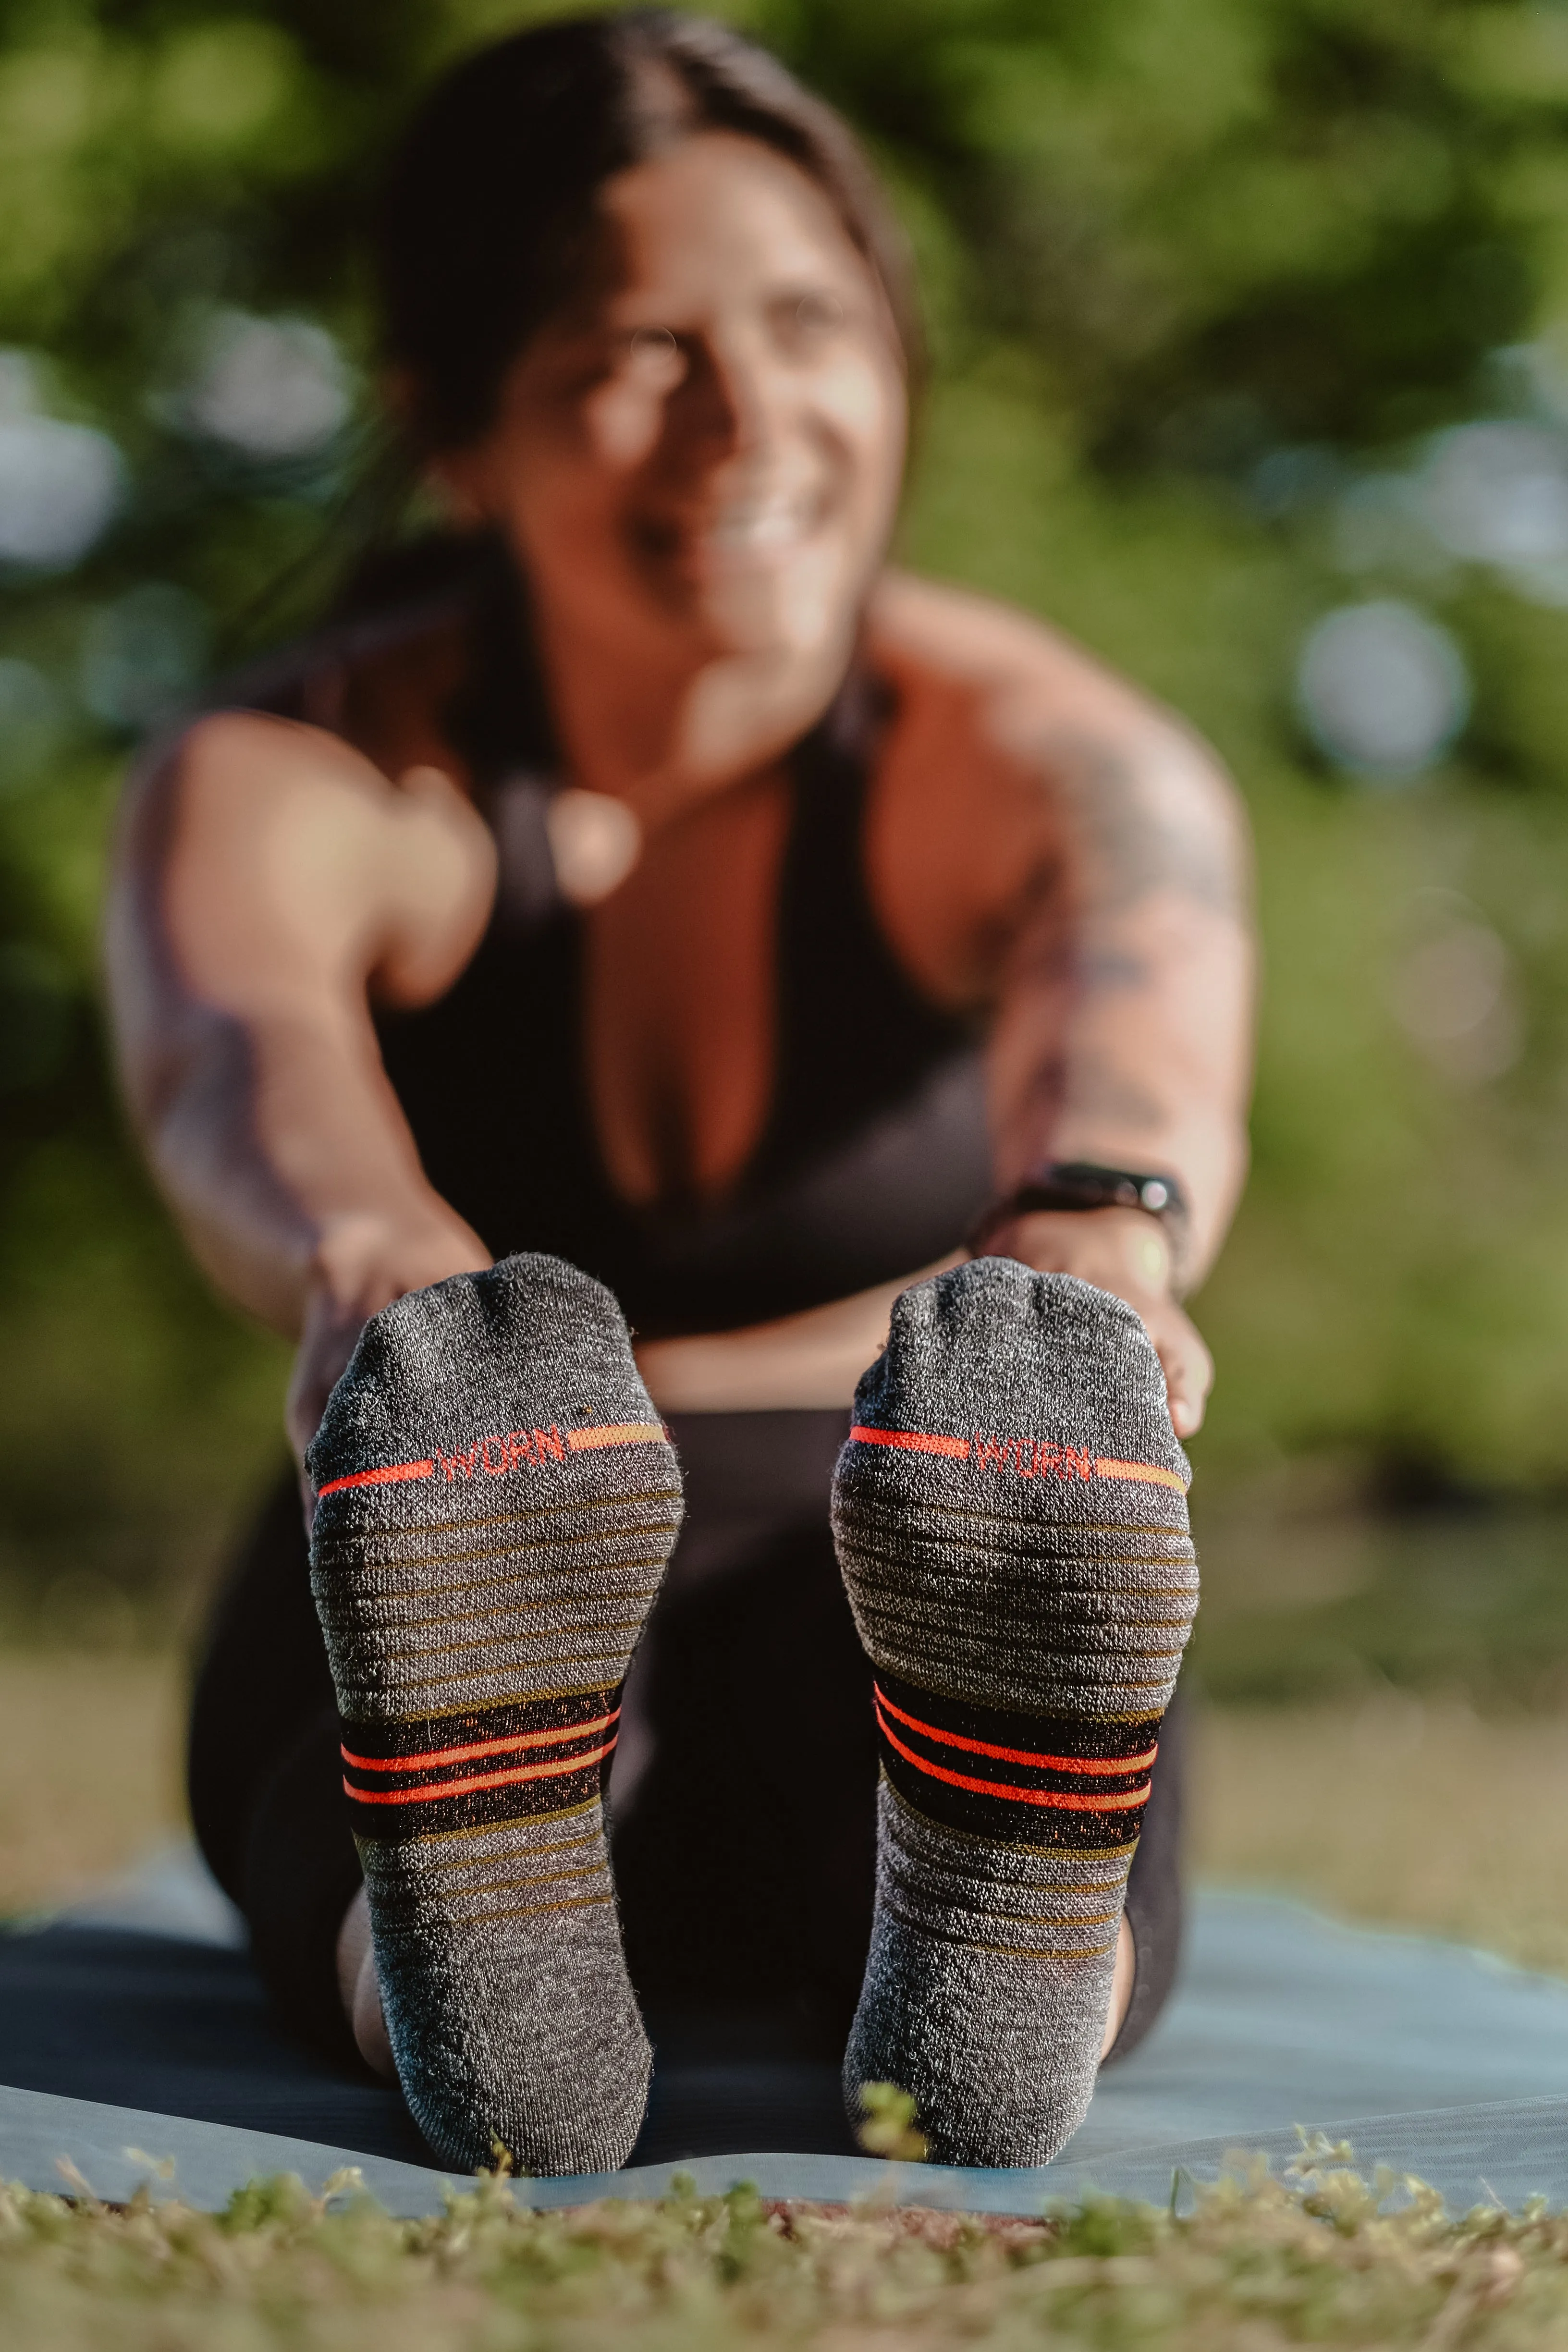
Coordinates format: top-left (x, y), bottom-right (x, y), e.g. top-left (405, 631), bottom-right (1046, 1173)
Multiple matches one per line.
top-left (188, 1409), bottom-right (1185, 2074)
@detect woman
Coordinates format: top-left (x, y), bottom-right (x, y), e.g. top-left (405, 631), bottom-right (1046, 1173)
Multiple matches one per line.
top-left (107, 11), bottom-right (1251, 2171)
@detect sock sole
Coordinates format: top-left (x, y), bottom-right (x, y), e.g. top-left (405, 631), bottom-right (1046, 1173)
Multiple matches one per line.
top-left (307, 1253), bottom-right (683, 2175)
top-left (832, 1259), bottom-right (1198, 2167)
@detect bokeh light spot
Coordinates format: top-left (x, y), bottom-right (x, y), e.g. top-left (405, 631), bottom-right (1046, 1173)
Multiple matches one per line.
top-left (0, 350), bottom-right (123, 571)
top-left (1421, 421), bottom-right (1568, 569)
top-left (152, 24), bottom-right (297, 155)
top-left (1389, 907), bottom-right (1523, 1087)
top-left (178, 308), bottom-right (350, 460)
top-left (1295, 600), bottom-right (1470, 782)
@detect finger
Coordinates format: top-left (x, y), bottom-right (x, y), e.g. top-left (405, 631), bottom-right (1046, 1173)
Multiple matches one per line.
top-left (1162, 1350), bottom-right (1199, 1436)
top-left (1169, 1385), bottom-right (1202, 1439)
top-left (285, 1303), bottom-right (365, 1458)
top-left (1162, 1332), bottom-right (1213, 1440)
top-left (283, 1357), bottom-right (329, 1468)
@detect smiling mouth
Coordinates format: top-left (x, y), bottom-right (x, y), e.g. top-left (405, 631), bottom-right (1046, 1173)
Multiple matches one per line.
top-left (633, 487), bottom-right (829, 576)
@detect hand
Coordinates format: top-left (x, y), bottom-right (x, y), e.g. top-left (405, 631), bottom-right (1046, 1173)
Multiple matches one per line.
top-left (284, 1209), bottom-right (491, 1509)
top-left (975, 1205), bottom-right (1212, 1439)
top-left (285, 1286), bottom-right (374, 1476)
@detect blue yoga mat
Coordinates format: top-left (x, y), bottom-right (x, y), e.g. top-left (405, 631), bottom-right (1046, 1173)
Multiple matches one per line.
top-left (5, 1850), bottom-right (1568, 2215)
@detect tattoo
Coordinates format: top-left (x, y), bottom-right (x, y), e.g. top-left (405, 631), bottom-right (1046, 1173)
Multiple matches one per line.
top-left (1058, 1062), bottom-right (1165, 1133)
top-left (1034, 728), bottom-right (1242, 917)
top-left (1076, 946), bottom-right (1153, 992)
top-left (976, 849), bottom-right (1069, 988)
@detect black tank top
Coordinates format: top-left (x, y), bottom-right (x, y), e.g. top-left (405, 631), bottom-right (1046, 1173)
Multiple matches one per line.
top-left (251, 540), bottom-right (995, 1336)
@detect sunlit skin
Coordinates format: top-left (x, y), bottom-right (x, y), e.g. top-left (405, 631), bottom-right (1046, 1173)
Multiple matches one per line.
top-left (453, 142), bottom-right (908, 798)
top-left (108, 134), bottom-right (1254, 2073)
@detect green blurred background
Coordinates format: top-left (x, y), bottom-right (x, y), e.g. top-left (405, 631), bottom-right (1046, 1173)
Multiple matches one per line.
top-left (5, 0), bottom-right (1568, 1720)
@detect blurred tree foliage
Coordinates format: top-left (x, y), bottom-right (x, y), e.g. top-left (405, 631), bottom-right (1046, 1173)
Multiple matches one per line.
top-left (790, 0), bottom-right (1559, 451)
top-left (5, 0), bottom-right (1568, 1631)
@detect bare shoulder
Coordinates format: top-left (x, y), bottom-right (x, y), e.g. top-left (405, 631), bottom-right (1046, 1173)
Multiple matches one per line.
top-left (122, 709), bottom-right (421, 894)
top-left (157, 705), bottom-right (414, 818)
top-left (862, 571), bottom-right (1250, 1003)
top-left (141, 572), bottom-right (477, 845)
top-left (867, 569), bottom-right (1225, 777)
top-left (113, 707), bottom-right (495, 1009)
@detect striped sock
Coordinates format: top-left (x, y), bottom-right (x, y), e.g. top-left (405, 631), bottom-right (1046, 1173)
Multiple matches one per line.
top-left (306, 1254), bottom-right (682, 2175)
top-left (831, 1261), bottom-right (1198, 2167)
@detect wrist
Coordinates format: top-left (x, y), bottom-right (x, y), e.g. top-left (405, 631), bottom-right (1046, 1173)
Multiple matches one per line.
top-left (978, 1204), bottom-right (1174, 1298)
top-left (972, 1162), bottom-right (1188, 1290)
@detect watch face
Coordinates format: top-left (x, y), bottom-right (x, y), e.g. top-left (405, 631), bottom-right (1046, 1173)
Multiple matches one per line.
top-left (1042, 1166), bottom-right (1185, 1217)
top-left (972, 1165), bottom-right (1187, 1257)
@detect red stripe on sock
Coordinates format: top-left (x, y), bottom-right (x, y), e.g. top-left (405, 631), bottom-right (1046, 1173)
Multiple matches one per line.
top-left (1093, 1456), bottom-right (1189, 1494)
top-left (317, 1459), bottom-right (436, 1498)
top-left (344, 1735), bottom-right (616, 1807)
top-left (566, 1422), bottom-right (668, 1452)
top-left (341, 1706), bottom-right (621, 1776)
top-left (874, 1686), bottom-right (1157, 1776)
top-left (848, 1428), bottom-right (1186, 1493)
top-left (850, 1426), bottom-right (970, 1460)
top-left (317, 1422), bottom-right (670, 1495)
top-left (875, 1698), bottom-right (1150, 1813)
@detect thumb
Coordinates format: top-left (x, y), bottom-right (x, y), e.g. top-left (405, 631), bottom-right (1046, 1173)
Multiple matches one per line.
top-left (1157, 1326), bottom-right (1211, 1440)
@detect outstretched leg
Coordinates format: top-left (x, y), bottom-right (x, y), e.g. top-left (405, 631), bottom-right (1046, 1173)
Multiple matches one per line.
top-left (832, 1260), bottom-right (1197, 2167)
top-left (307, 1253), bottom-right (683, 2175)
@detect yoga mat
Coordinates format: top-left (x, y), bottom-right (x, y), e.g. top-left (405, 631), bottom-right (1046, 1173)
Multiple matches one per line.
top-left (10, 2079), bottom-right (1568, 2220)
top-left (6, 1850), bottom-right (1568, 2214)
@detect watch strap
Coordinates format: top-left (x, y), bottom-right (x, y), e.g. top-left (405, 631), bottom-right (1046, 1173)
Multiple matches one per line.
top-left (968, 1162), bottom-right (1188, 1259)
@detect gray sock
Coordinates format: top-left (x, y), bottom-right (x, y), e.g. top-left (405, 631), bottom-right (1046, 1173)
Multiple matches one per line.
top-left (306, 1253), bottom-right (682, 2176)
top-left (832, 1260), bottom-right (1198, 2167)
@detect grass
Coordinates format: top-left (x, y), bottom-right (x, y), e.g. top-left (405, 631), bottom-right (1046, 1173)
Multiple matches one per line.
top-left (0, 1650), bottom-right (182, 1915)
top-left (1191, 1696), bottom-right (1568, 1977)
top-left (2, 2158), bottom-right (1567, 2350)
top-left (10, 1640), bottom-right (1568, 2343)
top-left (1189, 1497), bottom-right (1568, 1710)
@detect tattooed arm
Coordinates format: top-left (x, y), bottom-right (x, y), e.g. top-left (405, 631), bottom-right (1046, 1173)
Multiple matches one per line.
top-left (976, 714), bottom-right (1253, 1434)
top-left (986, 719), bottom-right (1253, 1268)
top-left (641, 600), bottom-right (1252, 1430)
top-left (857, 576), bottom-right (1254, 1434)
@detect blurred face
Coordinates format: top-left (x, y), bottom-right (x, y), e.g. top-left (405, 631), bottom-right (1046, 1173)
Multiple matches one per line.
top-left (444, 132), bottom-right (908, 669)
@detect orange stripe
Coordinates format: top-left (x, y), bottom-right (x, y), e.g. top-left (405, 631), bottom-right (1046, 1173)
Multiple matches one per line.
top-left (876, 1700), bottom-right (1150, 1813)
top-left (874, 1686), bottom-right (1157, 1777)
top-left (1093, 1457), bottom-right (1189, 1494)
top-left (850, 1426), bottom-right (970, 1460)
top-left (341, 1706), bottom-right (620, 1776)
top-left (566, 1422), bottom-right (667, 1452)
top-left (344, 1735), bottom-right (616, 1807)
top-left (317, 1459), bottom-right (435, 1498)
top-left (848, 1429), bottom-right (1186, 1492)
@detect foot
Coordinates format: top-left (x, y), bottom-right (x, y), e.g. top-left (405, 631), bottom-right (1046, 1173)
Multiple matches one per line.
top-left (832, 1259), bottom-right (1197, 2167)
top-left (307, 1253), bottom-right (683, 2175)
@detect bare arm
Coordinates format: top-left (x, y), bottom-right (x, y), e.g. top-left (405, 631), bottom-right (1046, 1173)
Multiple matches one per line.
top-left (984, 713), bottom-right (1252, 1281)
top-left (641, 613), bottom-right (1254, 1431)
top-left (636, 1256), bottom-right (964, 1410)
top-left (968, 694), bottom-right (1252, 1433)
top-left (106, 662), bottom-right (1250, 1446)
top-left (105, 711), bottom-right (498, 1449)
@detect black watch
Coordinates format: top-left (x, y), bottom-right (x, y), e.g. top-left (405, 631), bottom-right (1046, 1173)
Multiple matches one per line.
top-left (968, 1162), bottom-right (1188, 1257)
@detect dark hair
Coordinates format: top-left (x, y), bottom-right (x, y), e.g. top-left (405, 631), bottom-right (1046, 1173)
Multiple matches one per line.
top-left (375, 8), bottom-right (920, 453)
